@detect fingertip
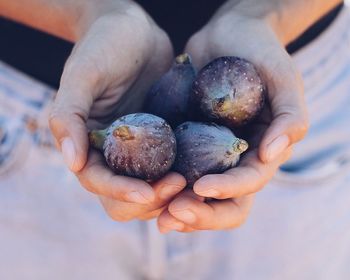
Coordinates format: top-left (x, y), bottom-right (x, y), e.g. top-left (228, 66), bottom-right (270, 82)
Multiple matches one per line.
top-left (162, 172), bottom-right (187, 188)
top-left (157, 210), bottom-right (185, 233)
top-left (49, 112), bottom-right (89, 169)
top-left (152, 172), bottom-right (187, 200)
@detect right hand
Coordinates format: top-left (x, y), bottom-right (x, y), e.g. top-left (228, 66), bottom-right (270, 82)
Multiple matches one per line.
top-left (49, 1), bottom-right (186, 221)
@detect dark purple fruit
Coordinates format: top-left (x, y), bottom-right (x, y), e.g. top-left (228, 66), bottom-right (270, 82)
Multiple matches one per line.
top-left (191, 56), bottom-right (266, 128)
top-left (144, 53), bottom-right (196, 127)
top-left (173, 122), bottom-right (248, 186)
top-left (89, 113), bottom-right (176, 181)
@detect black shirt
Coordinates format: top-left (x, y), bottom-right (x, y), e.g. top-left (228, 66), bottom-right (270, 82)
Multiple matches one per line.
top-left (0, 2), bottom-right (343, 88)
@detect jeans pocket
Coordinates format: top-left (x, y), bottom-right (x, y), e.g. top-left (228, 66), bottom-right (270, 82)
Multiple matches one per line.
top-left (0, 116), bottom-right (30, 176)
top-left (273, 153), bottom-right (350, 188)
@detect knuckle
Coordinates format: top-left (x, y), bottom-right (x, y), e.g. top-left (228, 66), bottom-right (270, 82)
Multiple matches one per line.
top-left (77, 175), bottom-right (97, 194)
top-left (248, 165), bottom-right (268, 191)
top-left (49, 105), bottom-right (87, 132)
top-left (274, 108), bottom-right (309, 142)
top-left (62, 55), bottom-right (102, 90)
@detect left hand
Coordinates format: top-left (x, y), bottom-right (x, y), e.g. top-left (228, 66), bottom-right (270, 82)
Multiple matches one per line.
top-left (157, 0), bottom-right (307, 233)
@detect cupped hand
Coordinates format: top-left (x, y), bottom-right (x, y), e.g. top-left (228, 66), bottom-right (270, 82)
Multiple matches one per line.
top-left (158, 2), bottom-right (308, 232)
top-left (49, 1), bottom-right (185, 221)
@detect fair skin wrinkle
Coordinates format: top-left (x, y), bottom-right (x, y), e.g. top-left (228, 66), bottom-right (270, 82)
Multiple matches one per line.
top-left (0, 0), bottom-right (342, 231)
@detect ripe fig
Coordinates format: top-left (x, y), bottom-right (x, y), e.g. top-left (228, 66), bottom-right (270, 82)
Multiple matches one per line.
top-left (191, 56), bottom-right (266, 128)
top-left (89, 113), bottom-right (176, 181)
top-left (173, 122), bottom-right (248, 186)
top-left (144, 53), bottom-right (196, 127)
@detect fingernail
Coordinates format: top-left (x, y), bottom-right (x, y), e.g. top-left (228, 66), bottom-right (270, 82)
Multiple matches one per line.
top-left (266, 135), bottom-right (289, 162)
top-left (173, 210), bottom-right (196, 224)
top-left (195, 188), bottom-right (220, 198)
top-left (61, 137), bottom-right (76, 170)
top-left (126, 191), bottom-right (153, 204)
top-left (159, 185), bottom-right (182, 200)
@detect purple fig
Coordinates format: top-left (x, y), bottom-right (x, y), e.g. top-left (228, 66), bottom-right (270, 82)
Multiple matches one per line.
top-left (144, 53), bottom-right (196, 127)
top-left (89, 113), bottom-right (176, 181)
top-left (191, 56), bottom-right (266, 128)
top-left (173, 122), bottom-right (248, 186)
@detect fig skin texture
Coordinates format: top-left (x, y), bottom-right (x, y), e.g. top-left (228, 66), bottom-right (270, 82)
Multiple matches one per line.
top-left (89, 113), bottom-right (176, 181)
top-left (144, 53), bottom-right (196, 128)
top-left (173, 122), bottom-right (248, 187)
top-left (191, 56), bottom-right (266, 128)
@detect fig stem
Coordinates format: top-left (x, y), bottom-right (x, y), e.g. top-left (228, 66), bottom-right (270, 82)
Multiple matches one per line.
top-left (175, 53), bottom-right (191, 65)
top-left (89, 129), bottom-right (107, 151)
top-left (113, 126), bottom-right (135, 140)
top-left (232, 138), bottom-right (249, 154)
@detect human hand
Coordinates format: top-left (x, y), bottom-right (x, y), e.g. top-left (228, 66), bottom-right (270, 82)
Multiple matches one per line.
top-left (158, 149), bottom-right (292, 233)
top-left (158, 0), bottom-right (309, 232)
top-left (49, 1), bottom-right (185, 221)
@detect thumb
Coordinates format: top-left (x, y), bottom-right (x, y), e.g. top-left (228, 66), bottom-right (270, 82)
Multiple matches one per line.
top-left (49, 62), bottom-right (95, 172)
top-left (259, 51), bottom-right (309, 163)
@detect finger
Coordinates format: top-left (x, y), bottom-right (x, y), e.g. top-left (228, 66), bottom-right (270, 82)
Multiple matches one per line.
top-left (158, 209), bottom-right (196, 233)
top-left (49, 47), bottom-right (98, 172)
top-left (96, 172), bottom-right (186, 222)
top-left (99, 194), bottom-right (159, 222)
top-left (138, 206), bottom-right (167, 221)
top-left (99, 196), bottom-right (138, 222)
top-left (151, 172), bottom-right (187, 204)
top-left (257, 48), bottom-right (309, 164)
top-left (168, 194), bottom-right (255, 230)
top-left (157, 209), bottom-right (186, 233)
top-left (184, 32), bottom-right (209, 69)
top-left (99, 198), bottom-right (166, 222)
top-left (76, 150), bottom-right (155, 204)
top-left (193, 147), bottom-right (292, 199)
